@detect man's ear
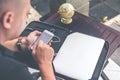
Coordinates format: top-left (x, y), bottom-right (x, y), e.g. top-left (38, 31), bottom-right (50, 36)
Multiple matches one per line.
top-left (2, 11), bottom-right (14, 29)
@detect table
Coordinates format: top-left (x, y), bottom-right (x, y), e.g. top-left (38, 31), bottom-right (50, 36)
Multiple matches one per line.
top-left (21, 12), bottom-right (120, 79)
top-left (21, 19), bottom-right (109, 79)
top-left (43, 12), bottom-right (120, 79)
top-left (44, 12), bottom-right (120, 59)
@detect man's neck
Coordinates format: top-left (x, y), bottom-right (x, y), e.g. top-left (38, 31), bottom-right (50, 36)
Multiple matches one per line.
top-left (0, 33), bottom-right (6, 45)
top-left (0, 31), bottom-right (18, 52)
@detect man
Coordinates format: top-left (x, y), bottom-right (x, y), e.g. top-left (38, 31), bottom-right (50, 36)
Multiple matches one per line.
top-left (0, 0), bottom-right (55, 80)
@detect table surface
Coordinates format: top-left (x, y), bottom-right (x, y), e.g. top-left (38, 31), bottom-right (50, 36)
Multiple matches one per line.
top-left (44, 12), bottom-right (120, 59)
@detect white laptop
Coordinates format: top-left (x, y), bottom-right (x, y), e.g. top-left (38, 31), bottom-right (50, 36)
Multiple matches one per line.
top-left (53, 32), bottom-right (105, 80)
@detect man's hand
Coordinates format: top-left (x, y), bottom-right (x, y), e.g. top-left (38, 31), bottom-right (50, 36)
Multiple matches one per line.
top-left (21, 30), bottom-right (41, 50)
top-left (32, 40), bottom-right (54, 64)
top-left (2, 30), bottom-right (40, 52)
top-left (32, 40), bottom-right (55, 80)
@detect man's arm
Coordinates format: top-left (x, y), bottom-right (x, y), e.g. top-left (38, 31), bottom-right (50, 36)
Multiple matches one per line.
top-left (2, 30), bottom-right (56, 80)
top-left (39, 63), bottom-right (55, 80)
top-left (2, 30), bottom-right (41, 52)
top-left (32, 41), bottom-right (56, 80)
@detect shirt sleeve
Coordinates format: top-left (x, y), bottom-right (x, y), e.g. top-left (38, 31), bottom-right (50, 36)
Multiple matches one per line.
top-left (0, 56), bottom-right (34, 80)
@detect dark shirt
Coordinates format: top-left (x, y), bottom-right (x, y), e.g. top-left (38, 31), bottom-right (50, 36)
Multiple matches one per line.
top-left (0, 45), bottom-right (34, 80)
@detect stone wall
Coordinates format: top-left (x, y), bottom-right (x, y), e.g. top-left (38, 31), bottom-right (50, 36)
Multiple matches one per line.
top-left (66, 0), bottom-right (89, 16)
top-left (49, 0), bottom-right (89, 16)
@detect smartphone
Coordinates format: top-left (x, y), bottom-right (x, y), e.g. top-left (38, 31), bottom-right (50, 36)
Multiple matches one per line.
top-left (31, 30), bottom-right (54, 49)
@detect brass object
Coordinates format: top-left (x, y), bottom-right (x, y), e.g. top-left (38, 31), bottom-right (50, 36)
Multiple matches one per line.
top-left (58, 3), bottom-right (75, 24)
top-left (103, 16), bottom-right (109, 23)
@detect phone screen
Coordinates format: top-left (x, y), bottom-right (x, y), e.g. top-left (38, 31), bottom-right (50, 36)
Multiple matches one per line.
top-left (31, 30), bottom-right (54, 49)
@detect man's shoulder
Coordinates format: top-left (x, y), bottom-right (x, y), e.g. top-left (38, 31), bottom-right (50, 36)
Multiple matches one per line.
top-left (0, 45), bottom-right (15, 57)
top-left (0, 45), bottom-right (27, 74)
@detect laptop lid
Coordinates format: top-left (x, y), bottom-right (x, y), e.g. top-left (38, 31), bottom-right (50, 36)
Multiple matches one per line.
top-left (53, 32), bottom-right (105, 80)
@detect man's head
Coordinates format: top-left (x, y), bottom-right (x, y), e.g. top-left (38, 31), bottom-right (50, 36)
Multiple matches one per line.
top-left (0, 0), bottom-right (30, 42)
